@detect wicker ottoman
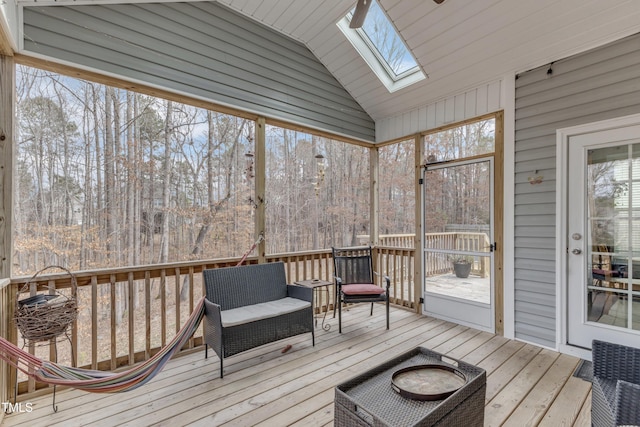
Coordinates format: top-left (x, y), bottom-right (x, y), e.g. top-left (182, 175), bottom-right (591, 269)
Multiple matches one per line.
top-left (335, 347), bottom-right (486, 427)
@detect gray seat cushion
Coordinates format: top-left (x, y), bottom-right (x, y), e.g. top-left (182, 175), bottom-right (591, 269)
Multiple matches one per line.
top-left (221, 297), bottom-right (311, 327)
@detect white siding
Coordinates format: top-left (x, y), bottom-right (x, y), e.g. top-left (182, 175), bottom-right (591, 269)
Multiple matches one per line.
top-left (375, 79), bottom-right (503, 141)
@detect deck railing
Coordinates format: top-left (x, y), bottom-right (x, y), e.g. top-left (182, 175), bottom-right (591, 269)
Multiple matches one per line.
top-left (359, 234), bottom-right (415, 248)
top-left (4, 248), bottom-right (417, 398)
top-left (361, 233), bottom-right (490, 277)
top-left (3, 234), bottom-right (495, 399)
top-left (375, 246), bottom-right (416, 309)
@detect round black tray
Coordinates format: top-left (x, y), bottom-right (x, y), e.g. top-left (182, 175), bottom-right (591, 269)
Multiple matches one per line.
top-left (391, 364), bottom-right (467, 401)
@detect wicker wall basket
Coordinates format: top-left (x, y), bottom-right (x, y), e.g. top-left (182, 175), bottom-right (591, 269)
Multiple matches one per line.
top-left (13, 265), bottom-right (78, 343)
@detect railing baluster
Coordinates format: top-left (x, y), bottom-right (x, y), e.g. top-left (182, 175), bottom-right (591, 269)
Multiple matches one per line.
top-left (91, 275), bottom-right (98, 369)
top-left (128, 272), bottom-right (134, 366)
top-left (145, 270), bottom-right (151, 360)
top-left (188, 266), bottom-right (194, 349)
top-left (27, 281), bottom-right (35, 394)
top-left (389, 249), bottom-right (404, 304)
top-left (409, 250), bottom-right (414, 307)
top-left (175, 268), bottom-right (181, 336)
top-left (399, 249), bottom-right (405, 306)
top-left (161, 269), bottom-right (166, 347)
top-left (310, 253), bottom-right (315, 279)
top-left (110, 274), bottom-right (116, 371)
top-left (393, 250), bottom-right (399, 303)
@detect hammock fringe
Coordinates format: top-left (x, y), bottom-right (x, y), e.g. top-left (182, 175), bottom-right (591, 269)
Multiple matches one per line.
top-left (0, 296), bottom-right (205, 393)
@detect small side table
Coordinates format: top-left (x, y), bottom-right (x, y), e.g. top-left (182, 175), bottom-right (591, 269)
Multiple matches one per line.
top-left (295, 279), bottom-right (333, 331)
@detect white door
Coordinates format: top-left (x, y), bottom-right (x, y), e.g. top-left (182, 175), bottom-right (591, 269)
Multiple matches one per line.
top-left (567, 125), bottom-right (640, 349)
top-left (422, 158), bottom-right (494, 332)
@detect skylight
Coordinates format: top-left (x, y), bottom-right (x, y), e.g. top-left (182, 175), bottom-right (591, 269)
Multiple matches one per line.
top-left (338, 0), bottom-right (425, 92)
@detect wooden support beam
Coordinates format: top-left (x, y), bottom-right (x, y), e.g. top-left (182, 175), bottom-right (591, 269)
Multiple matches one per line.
top-left (0, 54), bottom-right (13, 278)
top-left (0, 54), bottom-right (14, 412)
top-left (255, 117), bottom-right (266, 264)
top-left (413, 133), bottom-right (423, 314)
top-left (369, 147), bottom-right (379, 247)
top-left (0, 60), bottom-right (15, 421)
top-left (0, 10), bottom-right (14, 57)
top-left (494, 110), bottom-right (505, 336)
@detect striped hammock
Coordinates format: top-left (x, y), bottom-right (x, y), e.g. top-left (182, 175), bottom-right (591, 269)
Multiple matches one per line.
top-left (0, 296), bottom-right (205, 393)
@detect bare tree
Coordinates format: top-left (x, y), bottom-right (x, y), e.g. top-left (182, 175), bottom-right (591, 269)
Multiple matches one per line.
top-left (14, 66), bottom-right (374, 276)
top-left (160, 100), bottom-right (173, 264)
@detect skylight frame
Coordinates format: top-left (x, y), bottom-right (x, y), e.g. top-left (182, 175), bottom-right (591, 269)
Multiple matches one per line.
top-left (357, 26), bottom-right (416, 81)
top-left (337, 0), bottom-right (425, 93)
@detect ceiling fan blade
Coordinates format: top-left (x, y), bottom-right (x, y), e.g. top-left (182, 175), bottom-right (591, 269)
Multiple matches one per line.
top-left (350, 0), bottom-right (372, 29)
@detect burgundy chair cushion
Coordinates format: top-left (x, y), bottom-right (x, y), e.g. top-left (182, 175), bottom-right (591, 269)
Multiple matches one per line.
top-left (341, 283), bottom-right (385, 295)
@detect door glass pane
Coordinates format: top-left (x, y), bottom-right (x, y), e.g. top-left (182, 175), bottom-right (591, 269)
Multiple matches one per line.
top-left (587, 144), bottom-right (640, 330)
top-left (588, 290), bottom-right (628, 327)
top-left (424, 161), bottom-right (491, 304)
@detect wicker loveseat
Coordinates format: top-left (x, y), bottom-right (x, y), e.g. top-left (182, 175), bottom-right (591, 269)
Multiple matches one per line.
top-left (591, 339), bottom-right (640, 427)
top-left (202, 262), bottom-right (314, 377)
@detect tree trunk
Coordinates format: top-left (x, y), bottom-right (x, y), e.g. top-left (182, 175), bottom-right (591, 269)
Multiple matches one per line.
top-left (104, 87), bottom-right (115, 261)
top-left (161, 100), bottom-right (172, 264)
top-left (126, 92), bottom-right (135, 266)
top-left (179, 115), bottom-right (245, 300)
top-left (79, 86), bottom-right (92, 270)
top-left (133, 94), bottom-right (141, 266)
top-left (112, 89), bottom-right (122, 265)
top-left (92, 84), bottom-right (103, 244)
top-left (104, 87), bottom-right (124, 321)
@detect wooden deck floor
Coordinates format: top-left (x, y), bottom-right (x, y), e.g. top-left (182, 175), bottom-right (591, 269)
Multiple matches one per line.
top-left (2, 304), bottom-right (592, 426)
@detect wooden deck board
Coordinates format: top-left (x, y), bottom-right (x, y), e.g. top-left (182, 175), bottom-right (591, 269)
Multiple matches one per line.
top-left (501, 354), bottom-right (580, 427)
top-left (537, 375), bottom-right (592, 427)
top-left (485, 349), bottom-right (560, 426)
top-left (1, 304), bottom-right (591, 427)
top-left (573, 390), bottom-right (592, 427)
top-left (287, 401), bottom-right (333, 427)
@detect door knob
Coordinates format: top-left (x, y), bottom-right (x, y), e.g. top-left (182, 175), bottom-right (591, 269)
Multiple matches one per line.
top-left (572, 248), bottom-right (582, 255)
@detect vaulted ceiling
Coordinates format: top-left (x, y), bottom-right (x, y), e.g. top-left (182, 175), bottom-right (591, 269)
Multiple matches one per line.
top-left (216, 0), bottom-right (640, 121)
top-left (5, 0), bottom-right (640, 125)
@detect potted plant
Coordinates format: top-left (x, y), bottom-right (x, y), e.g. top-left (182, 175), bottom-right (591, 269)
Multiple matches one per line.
top-left (449, 255), bottom-right (474, 278)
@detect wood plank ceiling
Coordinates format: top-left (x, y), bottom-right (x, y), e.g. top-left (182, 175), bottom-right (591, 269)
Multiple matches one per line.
top-left (11, 0), bottom-right (640, 124)
top-left (215, 0), bottom-right (640, 121)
